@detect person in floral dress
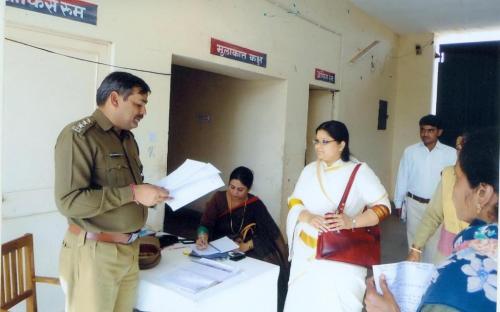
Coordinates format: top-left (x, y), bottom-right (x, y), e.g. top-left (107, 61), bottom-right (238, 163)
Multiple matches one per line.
top-left (365, 128), bottom-right (498, 312)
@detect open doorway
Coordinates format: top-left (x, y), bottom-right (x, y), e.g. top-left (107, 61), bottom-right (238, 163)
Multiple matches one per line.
top-left (305, 87), bottom-right (336, 165)
top-left (435, 40), bottom-right (500, 146)
top-left (164, 60), bottom-right (286, 237)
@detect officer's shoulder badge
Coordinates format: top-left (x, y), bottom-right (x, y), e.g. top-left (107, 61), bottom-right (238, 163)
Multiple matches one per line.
top-left (71, 117), bottom-right (95, 135)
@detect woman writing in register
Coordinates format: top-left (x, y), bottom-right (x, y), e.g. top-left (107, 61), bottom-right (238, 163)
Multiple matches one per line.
top-left (284, 120), bottom-right (391, 312)
top-left (196, 166), bottom-right (289, 311)
top-left (195, 166), bottom-right (287, 262)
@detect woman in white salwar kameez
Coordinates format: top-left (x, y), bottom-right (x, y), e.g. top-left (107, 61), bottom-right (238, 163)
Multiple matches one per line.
top-left (284, 120), bottom-right (391, 312)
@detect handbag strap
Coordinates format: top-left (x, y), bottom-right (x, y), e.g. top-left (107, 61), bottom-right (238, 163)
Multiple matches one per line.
top-left (316, 161), bottom-right (362, 213)
top-left (337, 163), bottom-right (362, 214)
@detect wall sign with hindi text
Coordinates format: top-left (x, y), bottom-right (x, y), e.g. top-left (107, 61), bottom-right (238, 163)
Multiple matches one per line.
top-left (315, 68), bottom-right (336, 84)
top-left (210, 38), bottom-right (267, 68)
top-left (6, 0), bottom-right (98, 25)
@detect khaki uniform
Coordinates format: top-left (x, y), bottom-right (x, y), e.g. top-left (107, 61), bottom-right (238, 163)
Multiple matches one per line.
top-left (55, 109), bottom-right (146, 312)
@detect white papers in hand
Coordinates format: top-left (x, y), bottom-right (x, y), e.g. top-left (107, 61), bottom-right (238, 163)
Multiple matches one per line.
top-left (372, 261), bottom-right (436, 312)
top-left (191, 236), bottom-right (239, 256)
top-left (157, 258), bottom-right (239, 294)
top-left (155, 159), bottom-right (224, 210)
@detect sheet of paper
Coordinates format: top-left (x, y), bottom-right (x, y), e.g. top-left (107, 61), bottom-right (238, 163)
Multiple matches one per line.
top-left (155, 159), bottom-right (225, 210)
top-left (156, 159), bottom-right (221, 191)
top-left (190, 236), bottom-right (239, 256)
top-left (190, 258), bottom-right (240, 280)
top-left (209, 236), bottom-right (239, 253)
top-left (191, 244), bottom-right (221, 256)
top-left (157, 268), bottom-right (218, 294)
top-left (373, 261), bottom-right (436, 312)
top-left (156, 258), bottom-right (239, 294)
top-left (167, 174), bottom-right (224, 210)
top-left (156, 159), bottom-right (208, 191)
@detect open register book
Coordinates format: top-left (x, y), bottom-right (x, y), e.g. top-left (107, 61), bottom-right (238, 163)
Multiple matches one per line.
top-left (372, 261), bottom-right (437, 312)
top-left (156, 258), bottom-right (240, 294)
top-left (189, 236), bottom-right (239, 258)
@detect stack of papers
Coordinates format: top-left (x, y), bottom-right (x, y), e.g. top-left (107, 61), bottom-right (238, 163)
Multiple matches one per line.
top-left (157, 258), bottom-right (240, 294)
top-left (190, 236), bottom-right (239, 258)
top-left (156, 159), bottom-right (224, 210)
top-left (372, 261), bottom-right (436, 312)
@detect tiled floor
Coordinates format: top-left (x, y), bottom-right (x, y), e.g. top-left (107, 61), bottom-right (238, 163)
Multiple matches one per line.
top-left (380, 214), bottom-right (408, 264)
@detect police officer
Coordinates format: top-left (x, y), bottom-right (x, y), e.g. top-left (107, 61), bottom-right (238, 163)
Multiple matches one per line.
top-left (54, 71), bottom-right (170, 312)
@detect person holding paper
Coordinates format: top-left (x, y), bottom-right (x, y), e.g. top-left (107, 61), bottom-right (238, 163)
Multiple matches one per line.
top-left (284, 120), bottom-right (391, 312)
top-left (55, 72), bottom-right (171, 312)
top-left (365, 128), bottom-right (498, 312)
top-left (196, 166), bottom-right (289, 312)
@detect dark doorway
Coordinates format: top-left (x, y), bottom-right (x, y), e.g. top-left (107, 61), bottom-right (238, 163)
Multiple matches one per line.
top-left (436, 41), bottom-right (500, 146)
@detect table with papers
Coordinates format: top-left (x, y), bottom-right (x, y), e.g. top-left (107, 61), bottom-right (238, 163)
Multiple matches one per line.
top-left (135, 244), bottom-right (280, 312)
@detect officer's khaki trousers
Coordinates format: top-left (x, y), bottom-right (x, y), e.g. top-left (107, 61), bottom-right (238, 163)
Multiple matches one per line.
top-left (59, 230), bottom-right (140, 312)
top-left (405, 196), bottom-right (440, 263)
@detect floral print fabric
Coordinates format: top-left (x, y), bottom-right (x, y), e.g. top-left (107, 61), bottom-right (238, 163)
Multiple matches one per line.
top-left (418, 220), bottom-right (497, 312)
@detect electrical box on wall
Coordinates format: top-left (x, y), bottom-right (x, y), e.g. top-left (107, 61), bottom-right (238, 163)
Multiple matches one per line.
top-left (377, 100), bottom-right (388, 130)
top-left (196, 113), bottom-right (211, 123)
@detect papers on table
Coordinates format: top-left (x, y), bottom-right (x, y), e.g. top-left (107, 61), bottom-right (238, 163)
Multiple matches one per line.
top-left (156, 258), bottom-right (240, 294)
top-left (190, 236), bottom-right (239, 257)
top-left (372, 261), bottom-right (436, 312)
top-left (155, 159), bottom-right (224, 210)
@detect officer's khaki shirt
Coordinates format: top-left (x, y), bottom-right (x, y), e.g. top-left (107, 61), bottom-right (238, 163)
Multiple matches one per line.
top-left (54, 109), bottom-right (147, 233)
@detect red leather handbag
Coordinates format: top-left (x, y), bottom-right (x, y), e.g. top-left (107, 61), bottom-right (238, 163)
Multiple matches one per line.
top-left (315, 163), bottom-right (381, 267)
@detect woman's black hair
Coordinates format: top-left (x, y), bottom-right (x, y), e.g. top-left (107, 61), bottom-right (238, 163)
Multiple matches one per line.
top-left (229, 166), bottom-right (254, 189)
top-left (459, 127), bottom-right (498, 193)
top-left (315, 120), bottom-right (351, 161)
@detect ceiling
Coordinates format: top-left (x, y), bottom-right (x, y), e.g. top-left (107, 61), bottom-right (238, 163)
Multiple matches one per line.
top-left (350, 0), bottom-right (500, 34)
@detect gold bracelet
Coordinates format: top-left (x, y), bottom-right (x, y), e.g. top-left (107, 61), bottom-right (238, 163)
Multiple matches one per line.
top-left (410, 246), bottom-right (422, 254)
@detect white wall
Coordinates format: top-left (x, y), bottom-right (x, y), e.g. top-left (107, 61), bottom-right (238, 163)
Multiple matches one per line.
top-left (390, 33), bottom-right (436, 195)
top-left (1, 0), bottom-right (4, 239)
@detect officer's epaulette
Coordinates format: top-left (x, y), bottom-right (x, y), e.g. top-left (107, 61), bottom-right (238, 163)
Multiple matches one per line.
top-left (71, 117), bottom-right (96, 135)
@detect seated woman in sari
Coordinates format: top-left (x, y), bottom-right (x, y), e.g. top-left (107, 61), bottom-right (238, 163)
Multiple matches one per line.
top-left (196, 166), bottom-right (289, 311)
top-left (285, 120), bottom-right (391, 312)
top-left (365, 128), bottom-right (498, 312)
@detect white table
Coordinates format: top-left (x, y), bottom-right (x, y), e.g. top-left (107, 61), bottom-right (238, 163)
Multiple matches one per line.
top-left (135, 243), bottom-right (279, 312)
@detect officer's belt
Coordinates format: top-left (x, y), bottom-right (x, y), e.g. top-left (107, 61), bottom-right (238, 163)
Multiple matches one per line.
top-left (68, 224), bottom-right (138, 244)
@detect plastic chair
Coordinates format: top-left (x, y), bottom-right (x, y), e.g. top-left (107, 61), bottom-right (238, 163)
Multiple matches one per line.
top-left (1, 233), bottom-right (59, 312)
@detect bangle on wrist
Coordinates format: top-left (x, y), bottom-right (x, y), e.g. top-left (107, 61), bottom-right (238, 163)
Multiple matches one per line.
top-left (130, 184), bottom-right (139, 204)
top-left (410, 245), bottom-right (422, 254)
top-left (197, 226), bottom-right (208, 236)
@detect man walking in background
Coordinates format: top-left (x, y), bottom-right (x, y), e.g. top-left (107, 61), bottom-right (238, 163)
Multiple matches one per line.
top-left (394, 114), bottom-right (456, 263)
